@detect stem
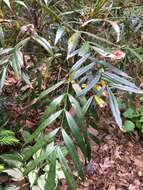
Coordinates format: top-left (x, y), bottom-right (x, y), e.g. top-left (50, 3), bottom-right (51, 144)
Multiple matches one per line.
top-left (61, 80), bottom-right (70, 127)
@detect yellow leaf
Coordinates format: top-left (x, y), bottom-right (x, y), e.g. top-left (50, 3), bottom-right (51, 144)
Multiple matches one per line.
top-left (0, 9), bottom-right (4, 18)
top-left (100, 80), bottom-right (106, 86)
top-left (44, 66), bottom-right (49, 81)
top-left (94, 84), bottom-right (102, 91)
top-left (81, 83), bottom-right (87, 88)
top-left (94, 95), bottom-right (106, 108)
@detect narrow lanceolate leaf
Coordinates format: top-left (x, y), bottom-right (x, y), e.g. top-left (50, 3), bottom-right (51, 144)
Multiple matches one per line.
top-left (65, 111), bottom-right (87, 157)
top-left (68, 96), bottom-right (91, 160)
top-left (27, 110), bottom-right (63, 143)
top-left (128, 47), bottom-right (143, 62)
top-left (103, 72), bottom-right (136, 88)
top-left (73, 62), bottom-right (95, 80)
top-left (67, 32), bottom-right (81, 58)
top-left (80, 74), bottom-right (101, 96)
top-left (72, 82), bottom-right (87, 106)
top-left (62, 129), bottom-right (84, 181)
top-left (2, 0), bottom-right (11, 9)
top-left (89, 57), bottom-right (129, 78)
top-left (57, 147), bottom-right (76, 190)
top-left (68, 94), bottom-right (83, 120)
top-left (41, 95), bottom-right (65, 122)
top-left (109, 21), bottom-right (120, 42)
top-left (33, 35), bottom-right (53, 55)
top-left (54, 27), bottom-right (65, 45)
top-left (97, 60), bottom-right (130, 78)
top-left (82, 19), bottom-right (120, 42)
top-left (12, 49), bottom-right (23, 80)
top-left (70, 53), bottom-right (90, 73)
top-left (0, 153), bottom-right (23, 162)
top-left (0, 26), bottom-right (4, 46)
top-left (24, 145), bottom-right (55, 175)
top-left (39, 2), bottom-right (60, 21)
top-left (78, 42), bottom-right (90, 57)
top-left (15, 37), bottom-right (30, 49)
top-left (107, 87), bottom-right (122, 128)
top-left (15, 0), bottom-right (28, 9)
top-left (21, 72), bottom-right (31, 86)
top-left (43, 0), bottom-right (48, 4)
top-left (39, 80), bottom-right (65, 99)
top-left (110, 83), bottom-right (143, 94)
top-left (82, 96), bottom-right (93, 115)
top-left (0, 66), bottom-right (7, 90)
top-left (0, 48), bottom-right (13, 56)
top-left (23, 128), bottom-right (59, 160)
top-left (45, 150), bottom-right (56, 190)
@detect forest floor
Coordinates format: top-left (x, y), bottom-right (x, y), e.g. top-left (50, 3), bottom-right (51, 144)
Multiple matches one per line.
top-left (59, 121), bottom-right (143, 190)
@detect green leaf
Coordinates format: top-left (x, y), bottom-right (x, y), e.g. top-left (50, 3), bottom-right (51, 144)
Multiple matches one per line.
top-left (65, 111), bottom-right (87, 157)
top-left (123, 108), bottom-right (136, 119)
top-left (33, 35), bottom-right (53, 55)
top-left (82, 97), bottom-right (93, 115)
top-left (62, 129), bottom-right (84, 181)
top-left (72, 82), bottom-right (87, 106)
top-left (0, 130), bottom-right (19, 145)
top-left (39, 80), bottom-right (65, 99)
top-left (123, 120), bottom-right (135, 132)
top-left (15, 0), bottom-right (28, 9)
top-left (82, 19), bottom-right (120, 42)
top-left (27, 110), bottom-right (63, 144)
top-left (0, 26), bottom-right (5, 46)
top-left (0, 48), bottom-right (13, 56)
top-left (15, 37), bottom-right (30, 49)
top-left (45, 150), bottom-right (56, 190)
top-left (78, 42), bottom-right (90, 57)
top-left (128, 48), bottom-right (143, 63)
top-left (28, 170), bottom-right (37, 187)
top-left (39, 2), bottom-right (60, 21)
top-left (67, 32), bottom-right (81, 58)
top-left (0, 153), bottom-right (22, 162)
top-left (2, 0), bottom-right (11, 9)
top-left (107, 87), bottom-right (122, 128)
top-left (139, 116), bottom-right (143, 123)
top-left (0, 66), bottom-right (7, 90)
top-left (68, 94), bottom-right (83, 120)
top-left (41, 94), bottom-right (65, 122)
top-left (73, 62), bottom-right (95, 80)
top-left (103, 72), bottom-right (137, 88)
top-left (23, 128), bottom-right (59, 160)
top-left (70, 53), bottom-right (90, 73)
top-left (11, 48), bottom-right (23, 80)
top-left (57, 147), bottom-right (76, 190)
top-left (4, 168), bottom-right (23, 180)
top-left (24, 144), bottom-right (55, 175)
top-left (0, 164), bottom-right (4, 172)
top-left (68, 96), bottom-right (91, 160)
top-left (80, 74), bottom-right (101, 96)
top-left (110, 83), bottom-right (143, 94)
top-left (21, 71), bottom-right (31, 86)
top-left (54, 27), bottom-right (65, 45)
top-left (97, 60), bottom-right (129, 78)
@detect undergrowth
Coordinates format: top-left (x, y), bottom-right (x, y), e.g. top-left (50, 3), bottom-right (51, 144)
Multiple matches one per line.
top-left (0, 0), bottom-right (143, 189)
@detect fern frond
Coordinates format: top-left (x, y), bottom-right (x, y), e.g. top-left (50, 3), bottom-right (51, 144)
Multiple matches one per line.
top-left (0, 130), bottom-right (19, 145)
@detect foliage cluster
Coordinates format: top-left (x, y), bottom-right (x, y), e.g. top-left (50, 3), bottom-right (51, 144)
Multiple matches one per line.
top-left (0, 0), bottom-right (143, 189)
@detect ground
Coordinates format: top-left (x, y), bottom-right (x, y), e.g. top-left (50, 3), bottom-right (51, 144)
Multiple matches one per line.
top-left (59, 125), bottom-right (143, 190)
top-left (79, 128), bottom-right (143, 190)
